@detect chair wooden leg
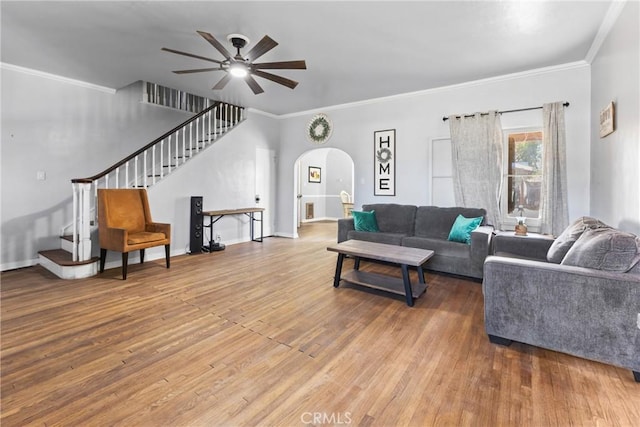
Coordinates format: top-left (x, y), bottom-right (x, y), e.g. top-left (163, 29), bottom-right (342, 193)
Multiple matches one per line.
top-left (165, 244), bottom-right (171, 269)
top-left (140, 249), bottom-right (145, 264)
top-left (122, 252), bottom-right (129, 280)
top-left (100, 249), bottom-right (107, 273)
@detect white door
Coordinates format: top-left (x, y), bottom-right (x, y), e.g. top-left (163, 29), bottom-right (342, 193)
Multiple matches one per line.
top-left (255, 148), bottom-right (275, 236)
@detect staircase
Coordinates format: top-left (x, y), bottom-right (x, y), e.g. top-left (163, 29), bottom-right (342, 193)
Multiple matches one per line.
top-left (38, 100), bottom-right (245, 279)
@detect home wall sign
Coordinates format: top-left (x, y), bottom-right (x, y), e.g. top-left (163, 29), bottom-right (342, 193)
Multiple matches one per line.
top-left (374, 129), bottom-right (395, 196)
top-left (599, 101), bottom-right (615, 138)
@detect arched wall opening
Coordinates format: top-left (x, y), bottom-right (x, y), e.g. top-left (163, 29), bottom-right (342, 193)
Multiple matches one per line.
top-left (293, 148), bottom-right (354, 236)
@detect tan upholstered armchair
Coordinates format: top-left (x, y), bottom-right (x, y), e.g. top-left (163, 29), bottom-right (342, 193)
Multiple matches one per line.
top-left (97, 189), bottom-right (171, 279)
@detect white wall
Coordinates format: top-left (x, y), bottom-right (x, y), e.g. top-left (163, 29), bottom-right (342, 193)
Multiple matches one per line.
top-left (590, 0), bottom-right (640, 235)
top-left (1, 68), bottom-right (280, 269)
top-left (276, 64), bottom-right (592, 237)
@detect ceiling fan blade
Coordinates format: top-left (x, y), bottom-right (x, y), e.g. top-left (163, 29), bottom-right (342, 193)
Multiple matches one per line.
top-left (161, 47), bottom-right (223, 64)
top-left (245, 74), bottom-right (265, 94)
top-left (245, 35), bottom-right (278, 62)
top-left (197, 30), bottom-right (232, 60)
top-left (252, 60), bottom-right (307, 70)
top-left (212, 73), bottom-right (232, 90)
top-left (253, 70), bottom-right (299, 89)
top-left (173, 67), bottom-right (223, 74)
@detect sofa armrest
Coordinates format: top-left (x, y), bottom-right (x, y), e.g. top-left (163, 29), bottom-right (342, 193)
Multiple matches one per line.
top-left (337, 218), bottom-right (355, 243)
top-left (492, 232), bottom-right (554, 261)
top-left (470, 225), bottom-right (494, 264)
top-left (483, 255), bottom-right (640, 372)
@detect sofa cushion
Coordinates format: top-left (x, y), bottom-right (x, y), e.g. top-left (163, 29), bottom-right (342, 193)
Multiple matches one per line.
top-left (414, 206), bottom-right (486, 239)
top-left (347, 230), bottom-right (406, 246)
top-left (447, 214), bottom-right (483, 244)
top-left (403, 236), bottom-right (470, 258)
top-left (547, 216), bottom-right (609, 263)
top-left (561, 228), bottom-right (640, 272)
top-left (352, 210), bottom-right (379, 232)
top-left (362, 204), bottom-right (416, 234)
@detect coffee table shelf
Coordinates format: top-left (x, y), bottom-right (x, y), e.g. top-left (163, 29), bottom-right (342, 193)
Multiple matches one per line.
top-left (341, 270), bottom-right (427, 298)
top-left (327, 240), bottom-right (434, 307)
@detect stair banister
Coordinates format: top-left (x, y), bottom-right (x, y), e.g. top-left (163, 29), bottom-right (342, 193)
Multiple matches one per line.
top-left (69, 100), bottom-right (244, 262)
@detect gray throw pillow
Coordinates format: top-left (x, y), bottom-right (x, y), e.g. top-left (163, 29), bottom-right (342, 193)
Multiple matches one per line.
top-left (561, 228), bottom-right (640, 272)
top-left (546, 216), bottom-right (609, 263)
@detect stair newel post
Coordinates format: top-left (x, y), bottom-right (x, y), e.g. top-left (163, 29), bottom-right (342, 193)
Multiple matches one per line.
top-left (76, 181), bottom-right (92, 262)
top-left (72, 182), bottom-right (78, 261)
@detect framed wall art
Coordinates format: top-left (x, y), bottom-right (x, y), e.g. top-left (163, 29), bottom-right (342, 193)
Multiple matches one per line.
top-left (374, 129), bottom-right (396, 196)
top-left (308, 166), bottom-right (321, 183)
top-left (599, 101), bottom-right (615, 138)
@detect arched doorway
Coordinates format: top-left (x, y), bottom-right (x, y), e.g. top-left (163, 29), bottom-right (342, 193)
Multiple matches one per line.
top-left (293, 148), bottom-right (354, 236)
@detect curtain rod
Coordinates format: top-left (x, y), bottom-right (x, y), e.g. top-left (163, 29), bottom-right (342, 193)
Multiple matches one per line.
top-left (442, 102), bottom-right (570, 122)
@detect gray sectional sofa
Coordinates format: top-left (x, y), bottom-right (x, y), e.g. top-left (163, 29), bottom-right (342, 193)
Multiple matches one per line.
top-left (483, 217), bottom-right (640, 381)
top-left (337, 204), bottom-right (493, 279)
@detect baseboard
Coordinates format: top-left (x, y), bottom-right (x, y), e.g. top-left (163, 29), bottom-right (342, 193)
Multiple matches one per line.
top-left (1, 258), bottom-right (39, 272)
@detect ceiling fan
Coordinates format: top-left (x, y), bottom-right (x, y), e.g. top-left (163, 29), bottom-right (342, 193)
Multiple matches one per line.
top-left (162, 31), bottom-right (307, 94)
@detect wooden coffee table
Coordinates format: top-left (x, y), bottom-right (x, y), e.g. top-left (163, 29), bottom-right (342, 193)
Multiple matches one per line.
top-left (327, 240), bottom-right (434, 307)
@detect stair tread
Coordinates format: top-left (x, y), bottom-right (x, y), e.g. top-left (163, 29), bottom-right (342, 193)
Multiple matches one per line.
top-left (39, 249), bottom-right (99, 266)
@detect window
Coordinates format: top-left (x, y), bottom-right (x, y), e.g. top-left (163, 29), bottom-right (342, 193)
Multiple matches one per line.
top-left (503, 128), bottom-right (543, 229)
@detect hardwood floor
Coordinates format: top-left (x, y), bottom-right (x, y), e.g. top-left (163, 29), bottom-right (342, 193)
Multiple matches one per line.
top-left (2, 221), bottom-right (639, 426)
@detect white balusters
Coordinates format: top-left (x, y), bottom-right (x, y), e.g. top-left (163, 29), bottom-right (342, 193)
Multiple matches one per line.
top-left (134, 155), bottom-right (139, 188)
top-left (143, 150), bottom-right (148, 188)
top-left (152, 145), bottom-right (157, 185)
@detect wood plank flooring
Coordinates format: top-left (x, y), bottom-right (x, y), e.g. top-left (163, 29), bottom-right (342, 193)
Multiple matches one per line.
top-left (2, 221), bottom-right (639, 426)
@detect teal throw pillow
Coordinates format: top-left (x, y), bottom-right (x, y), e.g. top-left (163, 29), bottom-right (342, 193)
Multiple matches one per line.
top-left (447, 214), bottom-right (483, 244)
top-left (352, 210), bottom-right (379, 232)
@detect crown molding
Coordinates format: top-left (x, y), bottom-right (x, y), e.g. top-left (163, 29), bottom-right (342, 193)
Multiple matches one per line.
top-left (1, 62), bottom-right (116, 94)
top-left (585, 0), bottom-right (627, 64)
top-left (279, 60), bottom-right (590, 119)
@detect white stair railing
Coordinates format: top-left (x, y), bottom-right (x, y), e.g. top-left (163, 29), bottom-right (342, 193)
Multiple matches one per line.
top-left (68, 101), bottom-right (244, 262)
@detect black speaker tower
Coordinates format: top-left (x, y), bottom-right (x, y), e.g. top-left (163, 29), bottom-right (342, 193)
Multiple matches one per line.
top-left (189, 196), bottom-right (203, 254)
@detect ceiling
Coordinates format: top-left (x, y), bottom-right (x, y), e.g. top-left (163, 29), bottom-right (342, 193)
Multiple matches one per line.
top-left (1, 1), bottom-right (613, 116)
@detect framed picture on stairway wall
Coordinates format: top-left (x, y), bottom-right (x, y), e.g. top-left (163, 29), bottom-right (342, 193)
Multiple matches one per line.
top-left (599, 101), bottom-right (615, 138)
top-left (308, 166), bottom-right (321, 183)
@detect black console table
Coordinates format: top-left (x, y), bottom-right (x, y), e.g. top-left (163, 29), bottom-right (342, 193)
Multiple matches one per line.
top-left (201, 208), bottom-right (265, 251)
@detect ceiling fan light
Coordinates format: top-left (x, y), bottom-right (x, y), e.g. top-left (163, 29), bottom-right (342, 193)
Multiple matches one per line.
top-left (229, 63), bottom-right (248, 78)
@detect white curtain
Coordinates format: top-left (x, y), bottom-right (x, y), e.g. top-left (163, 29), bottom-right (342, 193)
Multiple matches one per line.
top-left (540, 102), bottom-right (569, 236)
top-left (449, 111), bottom-right (503, 228)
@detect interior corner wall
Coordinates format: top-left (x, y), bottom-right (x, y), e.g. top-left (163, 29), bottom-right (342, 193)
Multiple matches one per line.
top-left (1, 68), bottom-right (280, 270)
top-left (275, 65), bottom-right (591, 238)
top-left (589, 0), bottom-right (640, 235)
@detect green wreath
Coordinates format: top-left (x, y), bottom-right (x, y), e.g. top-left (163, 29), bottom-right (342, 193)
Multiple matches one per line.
top-left (307, 114), bottom-right (332, 144)
top-left (376, 147), bottom-right (392, 163)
